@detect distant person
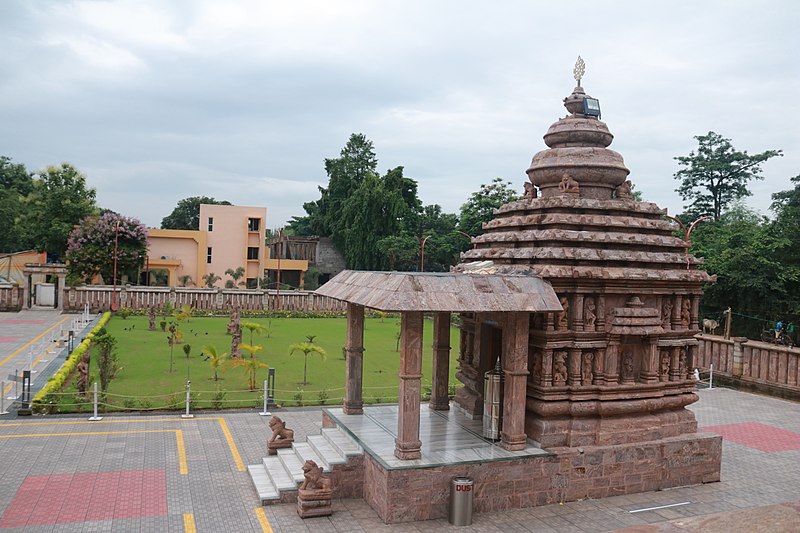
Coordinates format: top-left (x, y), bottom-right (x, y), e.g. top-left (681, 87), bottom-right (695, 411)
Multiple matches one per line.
top-left (775, 320), bottom-right (784, 339)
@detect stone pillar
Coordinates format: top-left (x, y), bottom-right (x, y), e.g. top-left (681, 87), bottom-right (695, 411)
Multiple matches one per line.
top-left (430, 312), bottom-right (451, 411)
top-left (23, 274), bottom-right (31, 309)
top-left (344, 303), bottom-right (365, 415)
top-left (501, 312), bottom-right (529, 451)
top-left (604, 342), bottom-right (619, 384)
top-left (56, 274), bottom-right (66, 310)
top-left (395, 311), bottom-right (423, 460)
top-left (669, 346), bottom-right (681, 381)
top-left (690, 295), bottom-right (700, 330)
top-left (542, 349), bottom-right (554, 386)
top-left (593, 348), bottom-right (606, 385)
top-left (671, 295), bottom-right (682, 330)
top-left (731, 337), bottom-right (746, 377)
top-left (567, 348), bottom-right (582, 386)
top-left (640, 340), bottom-right (659, 383)
top-left (596, 295), bottom-right (606, 331)
top-left (572, 294), bottom-right (584, 332)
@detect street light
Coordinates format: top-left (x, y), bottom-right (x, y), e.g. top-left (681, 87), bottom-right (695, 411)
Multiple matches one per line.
top-left (455, 231), bottom-right (476, 249)
top-left (111, 220), bottom-right (120, 311)
top-left (662, 214), bottom-right (710, 270)
top-left (420, 235), bottom-right (432, 272)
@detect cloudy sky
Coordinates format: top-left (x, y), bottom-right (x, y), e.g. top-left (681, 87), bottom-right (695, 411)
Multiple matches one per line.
top-left (2, 1), bottom-right (798, 229)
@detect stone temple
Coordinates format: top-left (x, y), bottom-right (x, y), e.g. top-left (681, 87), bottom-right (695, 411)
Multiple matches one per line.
top-left (256, 62), bottom-right (722, 523)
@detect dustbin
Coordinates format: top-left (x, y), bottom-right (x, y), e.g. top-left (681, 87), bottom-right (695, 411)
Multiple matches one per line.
top-left (448, 477), bottom-right (474, 526)
top-left (483, 366), bottom-right (502, 440)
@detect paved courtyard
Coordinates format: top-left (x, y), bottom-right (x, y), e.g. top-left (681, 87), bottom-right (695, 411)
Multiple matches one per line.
top-left (0, 311), bottom-right (799, 532)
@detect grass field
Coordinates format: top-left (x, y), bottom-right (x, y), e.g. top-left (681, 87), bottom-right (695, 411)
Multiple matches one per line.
top-left (52, 315), bottom-right (461, 412)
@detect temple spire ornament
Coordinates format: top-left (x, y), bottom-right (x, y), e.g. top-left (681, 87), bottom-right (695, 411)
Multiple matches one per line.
top-left (573, 56), bottom-right (585, 87)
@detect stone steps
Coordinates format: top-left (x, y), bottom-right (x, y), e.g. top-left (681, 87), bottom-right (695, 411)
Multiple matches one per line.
top-left (248, 425), bottom-right (362, 504)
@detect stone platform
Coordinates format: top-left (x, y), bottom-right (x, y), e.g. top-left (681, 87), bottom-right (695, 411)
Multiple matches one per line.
top-left (323, 404), bottom-right (722, 523)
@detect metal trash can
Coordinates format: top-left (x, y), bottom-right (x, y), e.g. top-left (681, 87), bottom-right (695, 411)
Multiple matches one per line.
top-left (449, 477), bottom-right (474, 526)
top-left (482, 365), bottom-right (503, 440)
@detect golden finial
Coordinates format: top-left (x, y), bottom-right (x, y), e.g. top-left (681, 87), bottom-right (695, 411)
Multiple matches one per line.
top-left (573, 56), bottom-right (585, 87)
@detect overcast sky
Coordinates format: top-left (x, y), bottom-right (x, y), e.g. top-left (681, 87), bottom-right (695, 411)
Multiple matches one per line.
top-left (2, 1), bottom-right (798, 230)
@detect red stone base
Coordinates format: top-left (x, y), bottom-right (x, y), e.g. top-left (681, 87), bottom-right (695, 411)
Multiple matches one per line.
top-left (267, 440), bottom-right (293, 456)
top-left (362, 432), bottom-right (721, 523)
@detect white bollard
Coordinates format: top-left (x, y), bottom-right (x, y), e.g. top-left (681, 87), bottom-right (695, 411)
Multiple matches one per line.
top-left (181, 381), bottom-right (194, 419)
top-left (8, 370), bottom-right (18, 400)
top-left (0, 381), bottom-right (8, 415)
top-left (88, 381), bottom-right (103, 421)
top-left (28, 350), bottom-right (36, 374)
top-left (709, 363), bottom-right (713, 390)
top-left (259, 380), bottom-right (271, 416)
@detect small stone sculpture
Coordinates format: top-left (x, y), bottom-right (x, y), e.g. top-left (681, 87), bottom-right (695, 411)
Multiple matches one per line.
top-left (581, 352), bottom-right (594, 384)
top-left (297, 460), bottom-right (332, 518)
top-left (553, 352), bottom-right (568, 385)
top-left (621, 351), bottom-right (635, 382)
top-left (148, 306), bottom-right (156, 331)
top-left (558, 173), bottom-right (580, 193)
top-left (524, 181), bottom-right (537, 200)
top-left (679, 348), bottom-right (688, 377)
top-left (660, 351), bottom-right (670, 381)
top-left (228, 305), bottom-right (242, 358)
top-left (662, 299), bottom-right (673, 328)
top-left (76, 351), bottom-right (90, 397)
top-left (680, 299), bottom-right (691, 328)
top-left (557, 296), bottom-right (569, 330)
top-left (267, 416), bottom-right (295, 455)
top-left (615, 180), bottom-right (633, 199)
top-left (584, 298), bottom-right (596, 330)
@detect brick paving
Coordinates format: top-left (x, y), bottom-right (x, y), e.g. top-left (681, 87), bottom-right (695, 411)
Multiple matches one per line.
top-left (0, 312), bottom-right (798, 531)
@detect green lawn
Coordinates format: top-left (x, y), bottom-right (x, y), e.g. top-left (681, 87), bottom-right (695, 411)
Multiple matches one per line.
top-left (54, 315), bottom-right (461, 412)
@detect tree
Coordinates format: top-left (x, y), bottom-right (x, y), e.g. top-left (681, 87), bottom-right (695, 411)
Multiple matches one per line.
top-left (231, 343), bottom-right (267, 390)
top-left (241, 321), bottom-right (266, 345)
top-left (458, 178), bottom-right (521, 237)
top-left (224, 267), bottom-right (246, 288)
top-left (770, 175), bottom-right (800, 315)
top-left (21, 163), bottom-right (98, 259)
top-left (160, 196), bottom-right (231, 230)
top-left (674, 132), bottom-right (782, 221)
top-left (65, 212), bottom-right (148, 284)
top-left (0, 156), bottom-right (33, 253)
top-left (288, 340), bottom-right (326, 386)
top-left (92, 329), bottom-right (121, 397)
top-left (202, 345), bottom-right (227, 381)
top-left (202, 272), bottom-right (220, 288)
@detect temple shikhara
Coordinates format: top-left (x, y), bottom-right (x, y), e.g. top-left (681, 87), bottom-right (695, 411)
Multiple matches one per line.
top-left (251, 59), bottom-right (722, 523)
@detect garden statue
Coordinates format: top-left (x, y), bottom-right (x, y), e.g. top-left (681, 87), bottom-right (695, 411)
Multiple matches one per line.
top-left (297, 459), bottom-right (332, 518)
top-left (76, 351), bottom-right (90, 397)
top-left (148, 306), bottom-right (156, 331)
top-left (267, 415), bottom-right (295, 455)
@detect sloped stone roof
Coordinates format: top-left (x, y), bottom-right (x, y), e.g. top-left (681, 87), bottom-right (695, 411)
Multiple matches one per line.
top-left (315, 270), bottom-right (562, 313)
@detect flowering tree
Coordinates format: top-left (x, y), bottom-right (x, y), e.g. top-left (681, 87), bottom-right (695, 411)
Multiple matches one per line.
top-left (65, 212), bottom-right (148, 284)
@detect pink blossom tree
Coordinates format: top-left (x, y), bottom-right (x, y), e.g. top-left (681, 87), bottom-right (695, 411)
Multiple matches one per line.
top-left (65, 212), bottom-right (148, 284)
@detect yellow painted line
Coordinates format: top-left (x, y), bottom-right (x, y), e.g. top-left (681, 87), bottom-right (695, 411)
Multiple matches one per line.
top-left (183, 513), bottom-right (197, 533)
top-left (0, 429), bottom-right (187, 474)
top-left (0, 316), bottom-right (71, 367)
top-left (254, 507), bottom-right (274, 533)
top-left (217, 417), bottom-right (246, 471)
top-left (175, 429), bottom-right (188, 475)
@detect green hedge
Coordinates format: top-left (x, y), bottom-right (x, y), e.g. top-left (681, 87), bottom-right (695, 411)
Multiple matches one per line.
top-left (31, 312), bottom-right (111, 414)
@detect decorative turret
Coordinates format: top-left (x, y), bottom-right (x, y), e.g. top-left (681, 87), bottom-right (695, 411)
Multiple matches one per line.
top-left (527, 57), bottom-right (629, 200)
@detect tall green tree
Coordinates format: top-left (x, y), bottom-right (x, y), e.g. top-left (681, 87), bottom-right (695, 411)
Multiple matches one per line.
top-left (160, 196), bottom-right (231, 230)
top-left (65, 212), bottom-right (148, 284)
top-left (0, 156), bottom-right (33, 253)
top-left (458, 178), bottom-right (521, 237)
top-left (674, 132), bottom-right (782, 221)
top-left (21, 163), bottom-right (98, 259)
top-left (770, 175), bottom-right (800, 315)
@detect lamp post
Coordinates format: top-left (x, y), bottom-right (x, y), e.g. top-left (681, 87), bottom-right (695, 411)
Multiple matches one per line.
top-left (662, 215), bottom-right (710, 270)
top-left (111, 220), bottom-right (120, 311)
top-left (420, 235), bottom-right (432, 272)
top-left (455, 230), bottom-right (476, 249)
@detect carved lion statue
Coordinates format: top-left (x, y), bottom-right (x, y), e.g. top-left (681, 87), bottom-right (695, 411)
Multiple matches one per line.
top-left (300, 459), bottom-right (330, 491)
top-left (268, 416), bottom-right (294, 443)
top-left (558, 173), bottom-right (580, 193)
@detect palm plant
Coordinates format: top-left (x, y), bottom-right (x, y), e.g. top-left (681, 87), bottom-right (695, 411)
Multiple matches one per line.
top-left (178, 275), bottom-right (194, 287)
top-left (202, 272), bottom-right (220, 288)
top-left (288, 340), bottom-right (326, 386)
top-left (201, 344), bottom-right (227, 381)
top-left (224, 267), bottom-right (246, 288)
top-left (231, 343), bottom-right (267, 390)
top-left (241, 321), bottom-right (267, 345)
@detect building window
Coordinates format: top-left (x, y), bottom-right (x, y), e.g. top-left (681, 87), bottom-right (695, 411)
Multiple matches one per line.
top-left (208, 217), bottom-right (214, 231)
top-left (207, 247), bottom-right (212, 264)
top-left (246, 278), bottom-right (258, 289)
top-left (247, 218), bottom-right (261, 232)
top-left (247, 247), bottom-right (259, 260)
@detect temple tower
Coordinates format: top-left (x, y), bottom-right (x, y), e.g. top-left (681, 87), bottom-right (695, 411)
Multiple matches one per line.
top-left (454, 58), bottom-right (714, 448)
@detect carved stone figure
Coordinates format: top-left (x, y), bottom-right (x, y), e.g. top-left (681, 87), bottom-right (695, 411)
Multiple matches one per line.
top-left (621, 351), bottom-right (634, 382)
top-left (297, 459), bottom-right (332, 518)
top-left (228, 305), bottom-right (242, 358)
top-left (148, 306), bottom-right (156, 331)
top-left (557, 296), bottom-right (569, 330)
top-left (581, 352), bottom-right (594, 384)
top-left (662, 299), bottom-right (673, 328)
top-left (524, 181), bottom-right (538, 200)
top-left (558, 173), bottom-right (580, 193)
top-left (553, 352), bottom-right (568, 385)
top-left (678, 348), bottom-right (687, 377)
top-left (681, 299), bottom-right (691, 328)
top-left (660, 351), bottom-right (670, 381)
top-left (531, 352), bottom-right (543, 382)
top-left (615, 180), bottom-right (633, 199)
top-left (76, 351), bottom-right (90, 397)
top-left (267, 416), bottom-right (295, 455)
top-left (584, 298), bottom-right (597, 330)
